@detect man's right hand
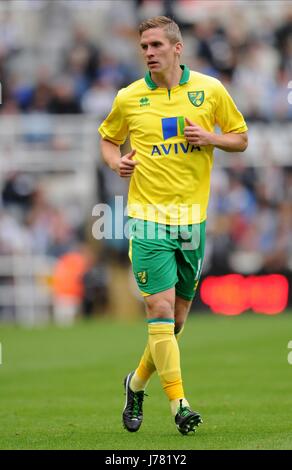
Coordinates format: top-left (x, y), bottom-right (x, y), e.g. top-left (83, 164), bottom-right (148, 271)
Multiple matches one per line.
top-left (115, 149), bottom-right (139, 178)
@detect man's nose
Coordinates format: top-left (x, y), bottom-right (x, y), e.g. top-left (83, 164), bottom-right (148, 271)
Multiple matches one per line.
top-left (146, 47), bottom-right (154, 57)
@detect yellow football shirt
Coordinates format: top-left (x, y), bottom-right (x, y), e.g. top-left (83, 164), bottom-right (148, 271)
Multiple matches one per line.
top-left (98, 65), bottom-right (248, 225)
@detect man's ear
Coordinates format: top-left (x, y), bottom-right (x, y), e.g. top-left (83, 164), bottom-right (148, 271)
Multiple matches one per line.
top-left (175, 42), bottom-right (183, 55)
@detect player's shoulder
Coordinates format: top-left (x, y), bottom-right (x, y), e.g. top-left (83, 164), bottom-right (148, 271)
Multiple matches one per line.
top-left (189, 70), bottom-right (223, 92)
top-left (117, 78), bottom-right (147, 101)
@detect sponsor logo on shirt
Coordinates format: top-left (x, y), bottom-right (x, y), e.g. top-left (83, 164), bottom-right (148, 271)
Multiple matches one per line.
top-left (151, 142), bottom-right (201, 156)
top-left (150, 117), bottom-right (201, 156)
top-left (162, 116), bottom-right (185, 140)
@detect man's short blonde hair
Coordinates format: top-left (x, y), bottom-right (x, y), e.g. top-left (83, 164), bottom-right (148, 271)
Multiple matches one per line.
top-left (138, 16), bottom-right (183, 44)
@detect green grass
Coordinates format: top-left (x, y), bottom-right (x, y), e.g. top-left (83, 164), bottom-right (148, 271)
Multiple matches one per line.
top-left (0, 312), bottom-right (292, 450)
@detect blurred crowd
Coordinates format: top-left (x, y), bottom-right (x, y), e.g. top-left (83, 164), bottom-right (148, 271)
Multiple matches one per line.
top-left (207, 164), bottom-right (292, 275)
top-left (0, 0), bottom-right (291, 321)
top-left (1, 0), bottom-right (292, 120)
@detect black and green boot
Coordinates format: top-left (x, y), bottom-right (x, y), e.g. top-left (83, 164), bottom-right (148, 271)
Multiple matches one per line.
top-left (175, 399), bottom-right (203, 435)
top-left (122, 372), bottom-right (145, 432)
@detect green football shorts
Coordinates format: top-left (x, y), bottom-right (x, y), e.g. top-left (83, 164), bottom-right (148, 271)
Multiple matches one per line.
top-left (128, 218), bottom-right (206, 301)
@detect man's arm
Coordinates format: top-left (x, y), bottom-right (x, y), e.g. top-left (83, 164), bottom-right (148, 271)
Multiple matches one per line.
top-left (184, 118), bottom-right (248, 152)
top-left (100, 138), bottom-right (138, 177)
top-left (209, 131), bottom-right (248, 152)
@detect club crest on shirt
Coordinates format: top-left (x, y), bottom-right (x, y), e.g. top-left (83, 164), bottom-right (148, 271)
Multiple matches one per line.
top-left (137, 271), bottom-right (148, 284)
top-left (188, 91), bottom-right (205, 107)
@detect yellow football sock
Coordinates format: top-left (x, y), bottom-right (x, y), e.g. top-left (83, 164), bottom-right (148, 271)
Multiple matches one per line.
top-left (130, 345), bottom-right (155, 392)
top-left (131, 323), bottom-right (185, 392)
top-left (148, 321), bottom-right (184, 401)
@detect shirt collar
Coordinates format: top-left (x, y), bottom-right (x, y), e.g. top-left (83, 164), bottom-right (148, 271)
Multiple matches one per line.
top-left (144, 64), bottom-right (190, 90)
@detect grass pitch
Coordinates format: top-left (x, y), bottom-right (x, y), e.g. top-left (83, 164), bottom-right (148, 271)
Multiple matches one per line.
top-left (0, 312), bottom-right (292, 450)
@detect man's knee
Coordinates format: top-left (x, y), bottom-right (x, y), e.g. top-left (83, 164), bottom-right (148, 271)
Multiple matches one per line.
top-left (146, 295), bottom-right (175, 319)
top-left (147, 299), bottom-right (174, 317)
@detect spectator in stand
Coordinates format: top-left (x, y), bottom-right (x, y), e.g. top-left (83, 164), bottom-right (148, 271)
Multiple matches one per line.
top-left (81, 77), bottom-right (116, 117)
top-left (48, 76), bottom-right (82, 114)
top-left (66, 25), bottom-right (100, 83)
top-left (274, 7), bottom-right (292, 74)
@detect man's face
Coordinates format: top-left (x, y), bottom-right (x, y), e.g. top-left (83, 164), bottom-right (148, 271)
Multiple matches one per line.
top-left (140, 28), bottom-right (182, 73)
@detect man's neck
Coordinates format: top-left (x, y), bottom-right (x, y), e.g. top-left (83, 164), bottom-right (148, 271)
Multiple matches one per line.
top-left (151, 64), bottom-right (182, 89)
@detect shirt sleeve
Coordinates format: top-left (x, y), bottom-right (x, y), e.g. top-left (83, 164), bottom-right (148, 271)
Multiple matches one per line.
top-left (98, 92), bottom-right (128, 145)
top-left (214, 81), bottom-right (248, 134)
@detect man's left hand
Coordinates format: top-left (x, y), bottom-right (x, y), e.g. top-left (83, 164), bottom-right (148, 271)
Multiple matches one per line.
top-left (184, 118), bottom-right (214, 146)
